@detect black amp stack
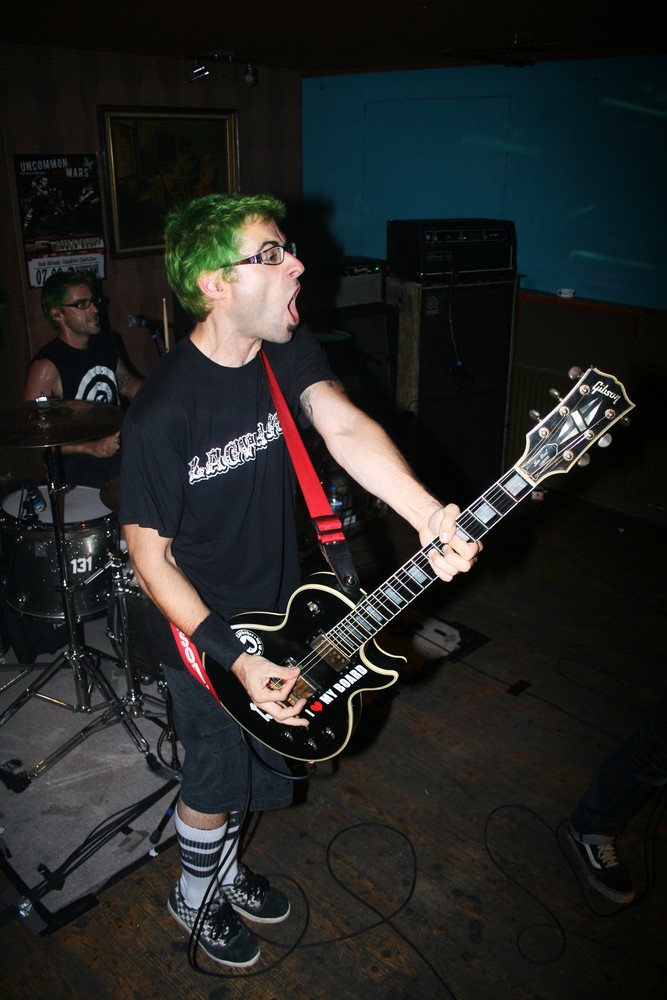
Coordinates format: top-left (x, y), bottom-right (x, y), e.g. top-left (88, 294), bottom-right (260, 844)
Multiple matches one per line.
top-left (386, 217), bottom-right (520, 500)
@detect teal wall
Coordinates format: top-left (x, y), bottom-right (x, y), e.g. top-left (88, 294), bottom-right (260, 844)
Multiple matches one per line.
top-left (302, 56), bottom-right (667, 310)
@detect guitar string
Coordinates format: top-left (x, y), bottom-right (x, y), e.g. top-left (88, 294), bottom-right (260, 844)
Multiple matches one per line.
top-left (321, 469), bottom-right (532, 657)
top-left (294, 481), bottom-right (522, 687)
top-left (296, 471), bottom-right (535, 683)
top-left (292, 407), bottom-right (613, 693)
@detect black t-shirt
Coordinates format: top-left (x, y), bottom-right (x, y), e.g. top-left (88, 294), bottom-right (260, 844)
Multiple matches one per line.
top-left (119, 325), bottom-right (336, 620)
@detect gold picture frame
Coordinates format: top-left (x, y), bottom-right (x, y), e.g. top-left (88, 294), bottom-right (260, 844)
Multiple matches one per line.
top-left (100, 106), bottom-right (239, 257)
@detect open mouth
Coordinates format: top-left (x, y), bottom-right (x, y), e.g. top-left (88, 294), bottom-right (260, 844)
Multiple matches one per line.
top-left (288, 285), bottom-right (300, 326)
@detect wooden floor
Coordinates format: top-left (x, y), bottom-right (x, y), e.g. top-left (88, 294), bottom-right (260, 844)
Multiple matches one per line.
top-left (1, 488), bottom-right (665, 999)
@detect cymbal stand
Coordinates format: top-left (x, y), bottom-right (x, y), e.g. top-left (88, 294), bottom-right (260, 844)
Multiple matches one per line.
top-left (0, 447), bottom-right (157, 783)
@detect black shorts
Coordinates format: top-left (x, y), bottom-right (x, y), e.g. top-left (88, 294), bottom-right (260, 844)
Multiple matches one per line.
top-left (160, 658), bottom-right (295, 816)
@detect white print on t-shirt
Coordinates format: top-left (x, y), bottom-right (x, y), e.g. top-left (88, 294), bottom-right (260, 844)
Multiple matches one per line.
top-left (188, 412), bottom-right (283, 485)
top-left (76, 364), bottom-right (118, 403)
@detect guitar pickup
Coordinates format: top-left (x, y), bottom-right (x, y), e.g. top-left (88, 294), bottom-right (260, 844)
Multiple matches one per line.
top-left (309, 631), bottom-right (349, 670)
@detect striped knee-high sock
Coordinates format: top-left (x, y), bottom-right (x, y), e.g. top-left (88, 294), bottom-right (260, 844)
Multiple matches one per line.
top-left (175, 811), bottom-right (242, 907)
top-left (176, 813), bottom-right (226, 909)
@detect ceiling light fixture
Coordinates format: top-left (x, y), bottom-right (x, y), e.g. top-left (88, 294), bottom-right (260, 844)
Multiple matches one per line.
top-left (187, 57), bottom-right (210, 83)
top-left (185, 51), bottom-right (259, 87)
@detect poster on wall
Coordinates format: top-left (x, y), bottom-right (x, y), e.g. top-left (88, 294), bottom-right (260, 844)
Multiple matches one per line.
top-left (14, 153), bottom-right (106, 288)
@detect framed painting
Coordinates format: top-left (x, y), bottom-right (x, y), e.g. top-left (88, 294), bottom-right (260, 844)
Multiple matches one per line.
top-left (99, 106), bottom-right (239, 257)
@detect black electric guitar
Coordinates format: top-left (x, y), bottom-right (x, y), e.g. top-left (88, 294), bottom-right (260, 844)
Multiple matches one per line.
top-left (201, 366), bottom-right (634, 762)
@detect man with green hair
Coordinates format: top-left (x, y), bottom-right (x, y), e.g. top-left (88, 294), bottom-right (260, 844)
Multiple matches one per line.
top-left (120, 192), bottom-right (481, 968)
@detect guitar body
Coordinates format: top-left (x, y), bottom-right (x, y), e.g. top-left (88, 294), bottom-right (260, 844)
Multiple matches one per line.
top-left (202, 572), bottom-right (404, 762)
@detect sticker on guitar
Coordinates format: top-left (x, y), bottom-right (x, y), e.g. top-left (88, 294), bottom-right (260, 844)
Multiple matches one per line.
top-left (200, 366), bottom-right (634, 762)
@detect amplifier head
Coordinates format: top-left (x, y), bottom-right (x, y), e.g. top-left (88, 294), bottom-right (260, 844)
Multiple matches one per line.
top-left (387, 218), bottom-right (517, 281)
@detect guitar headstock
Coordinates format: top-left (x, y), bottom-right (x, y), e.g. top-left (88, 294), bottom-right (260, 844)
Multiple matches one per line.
top-left (517, 366), bottom-right (635, 485)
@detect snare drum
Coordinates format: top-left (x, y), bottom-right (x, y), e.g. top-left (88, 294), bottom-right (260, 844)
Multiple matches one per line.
top-left (0, 485), bottom-right (117, 621)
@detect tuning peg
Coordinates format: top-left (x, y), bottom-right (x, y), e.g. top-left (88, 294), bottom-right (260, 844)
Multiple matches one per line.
top-left (568, 366), bottom-right (583, 380)
top-left (548, 388), bottom-right (562, 402)
top-left (597, 433), bottom-right (612, 448)
top-left (578, 453), bottom-right (591, 467)
top-left (528, 409), bottom-right (541, 422)
top-left (621, 416), bottom-right (632, 428)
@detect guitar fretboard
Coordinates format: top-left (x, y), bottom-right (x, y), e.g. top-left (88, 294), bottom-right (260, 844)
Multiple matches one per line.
top-left (323, 467), bottom-right (535, 660)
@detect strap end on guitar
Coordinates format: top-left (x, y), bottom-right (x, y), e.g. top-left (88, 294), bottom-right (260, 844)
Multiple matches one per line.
top-left (316, 533), bottom-right (362, 602)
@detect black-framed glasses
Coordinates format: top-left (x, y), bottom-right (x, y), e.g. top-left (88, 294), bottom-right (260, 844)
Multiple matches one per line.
top-left (228, 242), bottom-right (297, 267)
top-left (61, 296), bottom-right (101, 310)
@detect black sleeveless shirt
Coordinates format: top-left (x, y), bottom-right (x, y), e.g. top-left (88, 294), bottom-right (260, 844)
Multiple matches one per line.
top-left (31, 333), bottom-right (121, 488)
top-left (33, 333), bottom-right (120, 404)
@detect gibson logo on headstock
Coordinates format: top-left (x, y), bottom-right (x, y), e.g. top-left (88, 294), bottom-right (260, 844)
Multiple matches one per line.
top-left (591, 381), bottom-right (621, 404)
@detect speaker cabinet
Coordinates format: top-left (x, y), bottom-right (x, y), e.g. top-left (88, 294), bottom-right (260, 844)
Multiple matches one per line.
top-left (390, 278), bottom-right (519, 503)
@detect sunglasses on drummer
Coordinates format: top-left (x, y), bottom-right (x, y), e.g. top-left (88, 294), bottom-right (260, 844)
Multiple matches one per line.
top-left (61, 296), bottom-right (101, 310)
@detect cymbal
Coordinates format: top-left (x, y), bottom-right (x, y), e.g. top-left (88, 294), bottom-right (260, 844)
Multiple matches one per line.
top-left (0, 399), bottom-right (123, 448)
top-left (100, 474), bottom-right (120, 511)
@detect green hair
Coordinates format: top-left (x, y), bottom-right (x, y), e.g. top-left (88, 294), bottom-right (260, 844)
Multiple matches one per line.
top-left (40, 270), bottom-right (94, 326)
top-left (164, 193), bottom-right (286, 321)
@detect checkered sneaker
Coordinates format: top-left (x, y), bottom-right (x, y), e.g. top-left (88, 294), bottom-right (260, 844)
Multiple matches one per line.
top-left (568, 826), bottom-right (635, 904)
top-left (167, 883), bottom-right (260, 967)
top-left (223, 863), bottom-right (291, 923)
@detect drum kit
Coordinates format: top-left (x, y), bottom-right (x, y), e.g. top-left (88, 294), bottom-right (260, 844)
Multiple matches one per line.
top-left (0, 396), bottom-right (174, 786)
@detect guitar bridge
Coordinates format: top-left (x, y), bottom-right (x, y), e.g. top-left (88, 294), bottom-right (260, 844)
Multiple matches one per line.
top-left (268, 657), bottom-right (317, 706)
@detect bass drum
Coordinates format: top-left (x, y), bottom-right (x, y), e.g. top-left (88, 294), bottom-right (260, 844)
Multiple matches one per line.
top-left (107, 571), bottom-right (163, 680)
top-left (0, 484), bottom-right (117, 621)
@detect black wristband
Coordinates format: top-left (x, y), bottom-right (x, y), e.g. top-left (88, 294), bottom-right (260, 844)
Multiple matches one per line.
top-left (190, 611), bottom-right (246, 672)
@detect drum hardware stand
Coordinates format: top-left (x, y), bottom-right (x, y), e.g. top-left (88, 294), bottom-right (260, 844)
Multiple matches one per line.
top-left (104, 549), bottom-right (164, 716)
top-left (103, 551), bottom-right (181, 770)
top-left (0, 447), bottom-right (159, 785)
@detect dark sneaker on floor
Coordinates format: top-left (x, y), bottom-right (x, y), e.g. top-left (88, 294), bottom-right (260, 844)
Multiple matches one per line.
top-left (567, 826), bottom-right (636, 904)
top-left (168, 883), bottom-right (260, 967)
top-left (223, 863), bottom-right (290, 923)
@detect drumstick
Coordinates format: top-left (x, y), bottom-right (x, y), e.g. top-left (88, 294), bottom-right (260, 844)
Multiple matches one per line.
top-left (162, 297), bottom-right (170, 352)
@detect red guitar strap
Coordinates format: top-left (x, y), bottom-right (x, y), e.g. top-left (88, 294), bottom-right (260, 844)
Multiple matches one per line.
top-left (260, 349), bottom-right (361, 601)
top-left (169, 622), bottom-right (218, 697)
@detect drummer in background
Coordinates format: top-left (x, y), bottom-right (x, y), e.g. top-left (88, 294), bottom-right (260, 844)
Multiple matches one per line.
top-left (21, 270), bottom-right (144, 489)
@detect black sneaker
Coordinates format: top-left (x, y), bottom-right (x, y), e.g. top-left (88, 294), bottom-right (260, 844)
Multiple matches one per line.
top-left (223, 863), bottom-right (290, 923)
top-left (567, 826), bottom-right (635, 904)
top-left (167, 883), bottom-right (260, 967)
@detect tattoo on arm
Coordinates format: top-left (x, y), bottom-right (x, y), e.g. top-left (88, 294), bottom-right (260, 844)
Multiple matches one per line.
top-left (300, 380), bottom-right (342, 421)
top-left (116, 370), bottom-right (129, 389)
top-left (301, 387), bottom-right (314, 421)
